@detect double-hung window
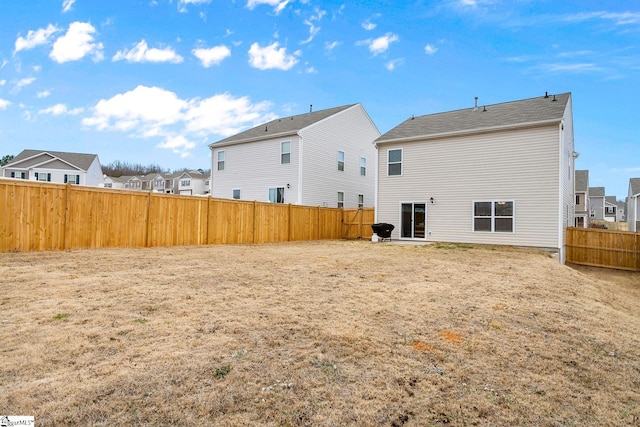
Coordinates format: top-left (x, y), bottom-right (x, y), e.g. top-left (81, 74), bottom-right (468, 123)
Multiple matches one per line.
top-left (358, 194), bottom-right (364, 208)
top-left (217, 151), bottom-right (225, 171)
top-left (338, 192), bottom-right (344, 208)
top-left (64, 174), bottom-right (79, 184)
top-left (473, 201), bottom-right (514, 233)
top-left (233, 189), bottom-right (241, 199)
top-left (269, 187), bottom-right (285, 204)
top-left (11, 171), bottom-right (26, 179)
top-left (360, 157), bottom-right (366, 176)
top-left (388, 149), bottom-right (402, 176)
top-left (181, 179), bottom-right (191, 187)
top-left (281, 141), bottom-right (291, 164)
top-left (35, 172), bottom-right (51, 182)
top-left (338, 151), bottom-right (345, 171)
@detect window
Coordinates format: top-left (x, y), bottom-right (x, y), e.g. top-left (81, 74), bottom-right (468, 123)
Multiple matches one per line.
top-left (281, 141), bottom-right (291, 164)
top-left (360, 157), bottom-right (366, 176)
top-left (35, 173), bottom-right (51, 182)
top-left (338, 151), bottom-right (345, 171)
top-left (11, 171), bottom-right (25, 179)
top-left (358, 194), bottom-right (364, 208)
top-left (64, 174), bottom-right (79, 184)
top-left (181, 179), bottom-right (191, 187)
top-left (576, 195), bottom-right (580, 205)
top-left (338, 192), bottom-right (344, 208)
top-left (105, 183), bottom-right (113, 188)
top-left (269, 187), bottom-right (285, 203)
top-left (233, 189), bottom-right (241, 199)
top-left (388, 149), bottom-right (402, 176)
top-left (473, 201), bottom-right (514, 233)
top-left (217, 151), bottom-right (225, 171)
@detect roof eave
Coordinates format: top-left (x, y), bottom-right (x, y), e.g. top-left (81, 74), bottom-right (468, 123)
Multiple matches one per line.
top-left (209, 129), bottom-right (300, 148)
top-left (375, 118), bottom-right (563, 146)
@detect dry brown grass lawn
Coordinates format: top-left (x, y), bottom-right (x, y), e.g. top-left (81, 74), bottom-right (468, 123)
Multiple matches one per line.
top-left (1, 241), bottom-right (639, 426)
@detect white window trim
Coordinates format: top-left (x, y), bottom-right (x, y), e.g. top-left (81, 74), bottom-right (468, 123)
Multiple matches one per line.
top-left (217, 151), bottom-right (225, 171)
top-left (232, 189), bottom-right (241, 199)
top-left (472, 200), bottom-right (515, 233)
top-left (338, 150), bottom-right (345, 172)
top-left (360, 157), bottom-right (366, 176)
top-left (398, 201), bottom-right (428, 241)
top-left (387, 148), bottom-right (403, 177)
top-left (281, 141), bottom-right (291, 164)
top-left (337, 191), bottom-right (344, 208)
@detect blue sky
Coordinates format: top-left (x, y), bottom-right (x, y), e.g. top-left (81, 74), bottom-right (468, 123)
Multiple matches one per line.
top-left (0, 0), bottom-right (638, 199)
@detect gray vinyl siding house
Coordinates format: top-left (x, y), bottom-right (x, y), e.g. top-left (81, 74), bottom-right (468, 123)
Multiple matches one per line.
top-left (589, 187), bottom-right (605, 220)
top-left (628, 178), bottom-right (640, 232)
top-left (209, 104), bottom-right (379, 208)
top-left (375, 93), bottom-right (575, 263)
top-left (574, 170), bottom-right (590, 228)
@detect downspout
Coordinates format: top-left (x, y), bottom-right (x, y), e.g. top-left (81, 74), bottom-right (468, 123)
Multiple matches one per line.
top-left (374, 143), bottom-right (379, 223)
top-left (557, 121), bottom-right (565, 263)
top-left (297, 133), bottom-right (303, 205)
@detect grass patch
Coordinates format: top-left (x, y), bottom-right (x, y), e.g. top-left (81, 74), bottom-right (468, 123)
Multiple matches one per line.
top-left (53, 313), bottom-right (69, 320)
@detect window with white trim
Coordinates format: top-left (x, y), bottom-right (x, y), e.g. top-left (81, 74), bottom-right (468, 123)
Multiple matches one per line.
top-left (35, 172), bottom-right (51, 182)
top-left (105, 183), bottom-right (113, 188)
top-left (358, 194), bottom-right (364, 208)
top-left (473, 201), bottom-right (514, 233)
top-left (338, 151), bottom-right (345, 171)
top-left (360, 157), bottom-right (366, 176)
top-left (64, 174), bottom-right (79, 184)
top-left (217, 151), bottom-right (225, 171)
top-left (269, 187), bottom-right (285, 203)
top-left (388, 149), bottom-right (402, 176)
top-left (181, 179), bottom-right (191, 187)
top-left (11, 171), bottom-right (26, 179)
top-left (233, 189), bottom-right (240, 199)
top-left (281, 141), bottom-right (291, 164)
top-left (338, 191), bottom-right (344, 208)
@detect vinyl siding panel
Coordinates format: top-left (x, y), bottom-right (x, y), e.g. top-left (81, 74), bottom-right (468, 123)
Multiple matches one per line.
top-left (376, 125), bottom-right (562, 249)
top-left (299, 105), bottom-right (379, 208)
top-left (211, 135), bottom-right (300, 203)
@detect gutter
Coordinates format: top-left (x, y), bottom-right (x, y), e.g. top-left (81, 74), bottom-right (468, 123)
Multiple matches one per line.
top-left (209, 130), bottom-right (301, 149)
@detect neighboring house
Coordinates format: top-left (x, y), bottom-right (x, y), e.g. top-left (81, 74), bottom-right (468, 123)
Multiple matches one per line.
top-left (140, 173), bottom-right (168, 193)
top-left (627, 178), bottom-right (640, 232)
top-left (574, 170), bottom-right (590, 228)
top-left (616, 200), bottom-right (625, 222)
top-left (589, 187), bottom-right (605, 220)
top-left (1, 149), bottom-right (104, 187)
top-left (103, 175), bottom-right (132, 189)
top-left (174, 170), bottom-right (210, 195)
top-left (209, 104), bottom-right (380, 208)
top-left (604, 196), bottom-right (618, 222)
top-left (374, 92), bottom-right (575, 262)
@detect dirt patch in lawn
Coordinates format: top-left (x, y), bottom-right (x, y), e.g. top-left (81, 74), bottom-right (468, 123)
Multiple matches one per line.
top-left (1, 241), bottom-right (639, 426)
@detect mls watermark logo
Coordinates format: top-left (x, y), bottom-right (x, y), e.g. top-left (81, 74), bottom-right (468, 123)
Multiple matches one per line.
top-left (0, 416), bottom-right (35, 426)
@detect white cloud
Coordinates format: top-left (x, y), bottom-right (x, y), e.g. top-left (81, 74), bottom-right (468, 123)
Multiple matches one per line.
top-left (564, 11), bottom-right (640, 26)
top-left (385, 58), bottom-right (404, 71)
top-left (50, 22), bottom-right (104, 63)
top-left (113, 40), bottom-right (183, 63)
top-left (14, 24), bottom-right (60, 53)
top-left (37, 90), bottom-right (52, 98)
top-left (246, 0), bottom-right (291, 14)
top-left (0, 79), bottom-right (6, 86)
top-left (156, 135), bottom-right (196, 158)
top-left (425, 44), bottom-right (438, 55)
top-left (325, 41), bottom-right (341, 52)
top-left (0, 99), bottom-right (10, 110)
top-left (83, 85), bottom-right (277, 156)
top-left (248, 42), bottom-right (298, 70)
top-left (358, 32), bottom-right (399, 56)
top-left (62, 0), bottom-right (76, 12)
top-left (362, 20), bottom-right (376, 31)
top-left (192, 45), bottom-right (231, 67)
top-left (38, 103), bottom-right (83, 115)
top-left (301, 8), bottom-right (326, 44)
top-left (16, 77), bottom-right (36, 88)
top-left (178, 0), bottom-right (212, 13)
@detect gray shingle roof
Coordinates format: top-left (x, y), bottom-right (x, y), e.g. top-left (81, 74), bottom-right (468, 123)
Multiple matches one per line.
top-left (630, 178), bottom-right (640, 196)
top-left (605, 196), bottom-right (618, 205)
top-left (210, 104), bottom-right (357, 147)
top-left (376, 93), bottom-right (571, 144)
top-left (575, 170), bottom-right (589, 192)
top-left (8, 149), bottom-right (99, 171)
top-left (589, 187), bottom-right (605, 198)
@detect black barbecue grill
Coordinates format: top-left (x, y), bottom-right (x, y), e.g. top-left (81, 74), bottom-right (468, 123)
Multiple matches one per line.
top-left (371, 223), bottom-right (394, 241)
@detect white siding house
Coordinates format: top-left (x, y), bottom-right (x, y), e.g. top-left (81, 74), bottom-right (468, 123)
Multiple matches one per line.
top-left (628, 178), bottom-right (640, 232)
top-left (375, 93), bottom-right (576, 262)
top-left (1, 149), bottom-right (104, 187)
top-left (209, 104), bottom-right (379, 208)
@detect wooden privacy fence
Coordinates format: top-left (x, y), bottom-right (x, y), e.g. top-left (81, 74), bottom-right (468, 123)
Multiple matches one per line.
top-left (565, 227), bottom-right (640, 271)
top-left (0, 179), bottom-right (374, 252)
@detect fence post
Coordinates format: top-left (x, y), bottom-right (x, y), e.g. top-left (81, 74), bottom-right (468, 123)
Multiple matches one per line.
top-left (288, 203), bottom-right (292, 242)
top-left (63, 182), bottom-right (72, 250)
top-left (145, 190), bottom-right (152, 247)
top-left (253, 200), bottom-right (257, 244)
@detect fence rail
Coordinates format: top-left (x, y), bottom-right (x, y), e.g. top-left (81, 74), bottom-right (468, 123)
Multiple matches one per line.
top-left (0, 179), bottom-right (374, 252)
top-left (565, 227), bottom-right (640, 271)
